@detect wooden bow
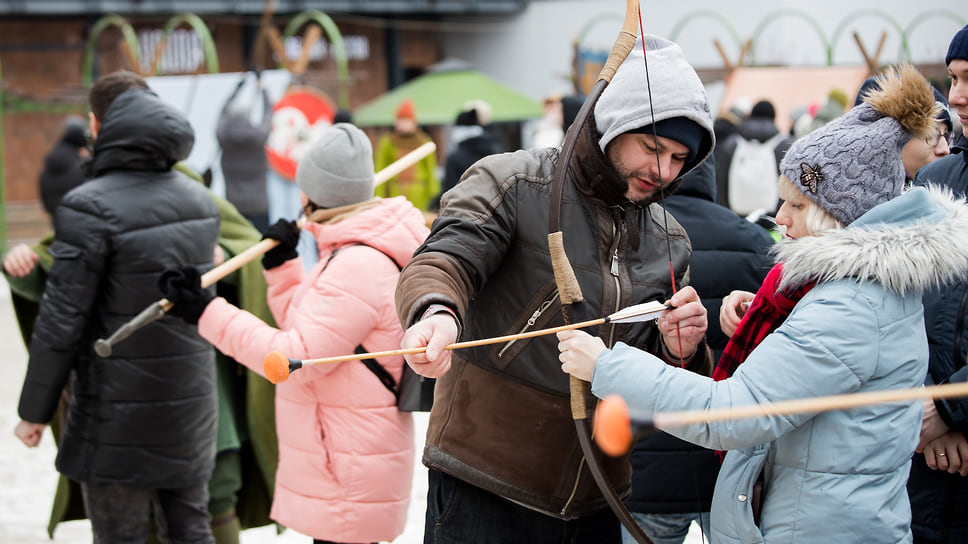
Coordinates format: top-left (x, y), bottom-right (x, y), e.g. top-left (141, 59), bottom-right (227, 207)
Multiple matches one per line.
top-left (547, 1), bottom-right (654, 542)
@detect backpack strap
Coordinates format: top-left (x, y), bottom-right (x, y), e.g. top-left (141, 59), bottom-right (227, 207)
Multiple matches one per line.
top-left (356, 344), bottom-right (399, 400)
top-left (343, 243), bottom-right (405, 398)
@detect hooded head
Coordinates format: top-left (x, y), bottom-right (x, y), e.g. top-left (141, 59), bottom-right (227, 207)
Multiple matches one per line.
top-left (594, 35), bottom-right (714, 177)
top-left (295, 123), bottom-right (375, 208)
top-left (780, 64), bottom-right (940, 226)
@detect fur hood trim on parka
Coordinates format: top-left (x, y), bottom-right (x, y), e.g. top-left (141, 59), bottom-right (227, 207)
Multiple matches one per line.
top-left (775, 185), bottom-right (968, 295)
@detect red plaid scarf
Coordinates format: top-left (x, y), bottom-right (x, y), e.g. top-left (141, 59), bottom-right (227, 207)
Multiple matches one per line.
top-left (712, 263), bottom-right (815, 381)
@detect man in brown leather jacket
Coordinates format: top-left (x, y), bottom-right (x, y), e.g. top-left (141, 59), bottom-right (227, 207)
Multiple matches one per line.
top-left (396, 34), bottom-right (715, 544)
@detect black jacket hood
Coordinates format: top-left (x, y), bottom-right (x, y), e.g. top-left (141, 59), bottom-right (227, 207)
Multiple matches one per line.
top-left (88, 87), bottom-right (194, 177)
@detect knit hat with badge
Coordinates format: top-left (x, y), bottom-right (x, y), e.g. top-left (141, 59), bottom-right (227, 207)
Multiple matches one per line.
top-left (779, 64), bottom-right (940, 226)
top-left (295, 123), bottom-right (375, 208)
top-left (594, 34), bottom-right (714, 176)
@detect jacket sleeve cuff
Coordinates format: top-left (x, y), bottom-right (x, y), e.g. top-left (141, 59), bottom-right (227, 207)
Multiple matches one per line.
top-left (661, 339), bottom-right (713, 376)
top-left (660, 340), bottom-right (695, 366)
top-left (419, 303), bottom-right (463, 338)
top-left (934, 367), bottom-right (968, 434)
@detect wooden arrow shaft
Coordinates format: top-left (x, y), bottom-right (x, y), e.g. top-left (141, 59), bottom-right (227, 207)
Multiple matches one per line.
top-left (301, 316), bottom-right (608, 366)
top-left (652, 381), bottom-right (968, 428)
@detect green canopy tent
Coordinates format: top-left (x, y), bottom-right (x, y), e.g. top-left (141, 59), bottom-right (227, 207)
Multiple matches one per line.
top-left (352, 59), bottom-right (543, 127)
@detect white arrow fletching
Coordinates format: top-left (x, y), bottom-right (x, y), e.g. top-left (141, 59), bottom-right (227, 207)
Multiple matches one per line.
top-left (605, 301), bottom-right (669, 324)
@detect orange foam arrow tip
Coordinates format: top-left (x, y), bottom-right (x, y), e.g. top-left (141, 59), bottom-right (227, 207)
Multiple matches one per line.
top-left (593, 394), bottom-right (633, 457)
top-left (264, 351), bottom-right (290, 384)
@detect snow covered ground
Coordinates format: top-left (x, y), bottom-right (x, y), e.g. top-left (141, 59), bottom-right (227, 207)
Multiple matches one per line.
top-left (0, 276), bottom-right (702, 543)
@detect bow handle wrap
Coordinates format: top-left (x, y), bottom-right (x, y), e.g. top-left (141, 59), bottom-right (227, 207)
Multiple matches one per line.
top-left (548, 0), bottom-right (640, 308)
top-left (598, 0), bottom-right (640, 83)
top-left (598, 29), bottom-right (639, 84)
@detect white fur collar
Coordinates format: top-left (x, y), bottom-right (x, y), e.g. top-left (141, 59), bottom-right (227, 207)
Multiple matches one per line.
top-left (775, 186), bottom-right (968, 295)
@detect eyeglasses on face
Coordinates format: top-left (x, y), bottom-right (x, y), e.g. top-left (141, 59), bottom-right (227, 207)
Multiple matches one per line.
top-left (925, 129), bottom-right (954, 147)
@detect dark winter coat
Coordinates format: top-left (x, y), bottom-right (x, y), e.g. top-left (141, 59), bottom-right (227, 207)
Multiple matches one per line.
top-left (17, 87), bottom-right (221, 489)
top-left (626, 157), bottom-right (775, 514)
top-left (909, 133), bottom-right (968, 544)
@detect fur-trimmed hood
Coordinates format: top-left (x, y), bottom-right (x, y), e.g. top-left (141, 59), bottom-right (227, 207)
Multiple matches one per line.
top-left (775, 185), bottom-right (968, 295)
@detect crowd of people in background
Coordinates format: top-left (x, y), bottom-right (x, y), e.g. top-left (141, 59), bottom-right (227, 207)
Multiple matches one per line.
top-left (4, 20), bottom-right (968, 544)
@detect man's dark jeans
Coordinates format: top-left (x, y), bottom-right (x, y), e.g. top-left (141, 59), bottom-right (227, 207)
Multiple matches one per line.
top-left (424, 468), bottom-right (622, 544)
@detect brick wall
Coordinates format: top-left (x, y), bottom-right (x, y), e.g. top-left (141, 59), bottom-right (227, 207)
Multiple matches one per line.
top-left (1, 14), bottom-right (442, 245)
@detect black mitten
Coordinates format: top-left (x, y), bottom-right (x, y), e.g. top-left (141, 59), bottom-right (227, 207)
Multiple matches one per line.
top-left (157, 266), bottom-right (214, 325)
top-left (262, 219), bottom-right (300, 270)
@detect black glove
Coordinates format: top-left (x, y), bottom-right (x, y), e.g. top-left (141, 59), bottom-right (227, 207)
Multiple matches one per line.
top-left (262, 219), bottom-right (300, 270)
top-left (157, 266), bottom-right (214, 325)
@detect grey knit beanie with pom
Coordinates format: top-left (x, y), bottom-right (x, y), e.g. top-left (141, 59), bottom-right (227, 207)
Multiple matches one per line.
top-left (295, 123), bottom-right (375, 208)
top-left (779, 64), bottom-right (940, 226)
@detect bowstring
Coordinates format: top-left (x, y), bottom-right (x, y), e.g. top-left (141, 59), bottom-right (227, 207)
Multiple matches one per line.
top-left (638, 7), bottom-right (709, 543)
top-left (636, 7), bottom-right (685, 370)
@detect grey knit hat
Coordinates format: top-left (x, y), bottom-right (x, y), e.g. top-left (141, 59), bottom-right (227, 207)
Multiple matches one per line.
top-left (779, 64), bottom-right (939, 226)
top-left (295, 123), bottom-right (375, 208)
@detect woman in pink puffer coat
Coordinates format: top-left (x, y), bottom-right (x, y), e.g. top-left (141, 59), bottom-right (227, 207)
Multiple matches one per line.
top-left (161, 124), bottom-right (429, 543)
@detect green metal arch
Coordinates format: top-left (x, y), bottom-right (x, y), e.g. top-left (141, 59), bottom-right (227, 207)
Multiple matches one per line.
top-left (283, 10), bottom-right (350, 109)
top-left (829, 9), bottom-right (908, 65)
top-left (82, 14), bottom-right (142, 86)
top-left (749, 9), bottom-right (830, 65)
top-left (906, 10), bottom-right (967, 35)
top-left (668, 10), bottom-right (744, 56)
top-left (904, 10), bottom-right (967, 61)
top-left (153, 13), bottom-right (220, 75)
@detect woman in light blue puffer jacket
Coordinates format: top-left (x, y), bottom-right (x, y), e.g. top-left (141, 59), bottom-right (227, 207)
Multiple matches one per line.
top-left (557, 64), bottom-right (968, 544)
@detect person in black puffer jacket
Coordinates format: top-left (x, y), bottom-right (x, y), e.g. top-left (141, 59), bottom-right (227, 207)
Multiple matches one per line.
top-left (14, 71), bottom-right (220, 544)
